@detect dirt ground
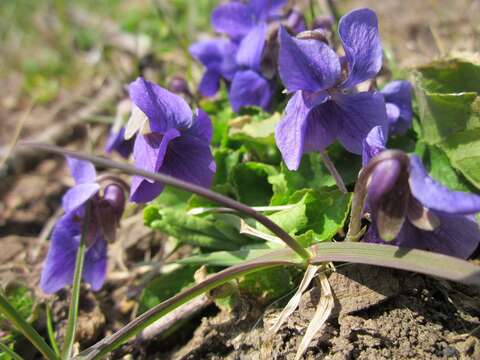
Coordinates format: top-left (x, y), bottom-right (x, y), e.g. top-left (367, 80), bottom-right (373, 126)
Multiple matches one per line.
top-left (1, 0), bottom-right (479, 359)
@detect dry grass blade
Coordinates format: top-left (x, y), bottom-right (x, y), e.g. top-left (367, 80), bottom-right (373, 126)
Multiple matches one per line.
top-left (295, 272), bottom-right (334, 360)
top-left (0, 103), bottom-right (33, 169)
top-left (270, 264), bottom-right (320, 334)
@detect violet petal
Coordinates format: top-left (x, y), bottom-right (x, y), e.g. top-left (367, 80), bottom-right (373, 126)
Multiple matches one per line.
top-left (40, 213), bottom-right (79, 293)
top-left (334, 91), bottom-right (388, 154)
top-left (409, 155), bottom-right (480, 214)
top-left (211, 2), bottom-right (255, 39)
top-left (67, 157), bottom-right (97, 184)
top-left (83, 236), bottom-right (108, 291)
top-left (198, 69), bottom-right (221, 97)
top-left (275, 91), bottom-right (311, 170)
top-left (382, 80), bottom-right (413, 135)
top-left (128, 77), bottom-right (193, 133)
top-left (362, 125), bottom-right (386, 166)
top-left (161, 135), bottom-right (216, 189)
top-left (62, 183), bottom-right (100, 213)
top-left (278, 27), bottom-right (341, 93)
top-left (229, 70), bottom-right (272, 112)
top-left (338, 8), bottom-right (382, 88)
top-left (236, 23), bottom-right (267, 71)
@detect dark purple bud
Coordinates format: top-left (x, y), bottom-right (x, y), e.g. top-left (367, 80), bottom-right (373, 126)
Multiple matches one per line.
top-left (312, 15), bottom-right (334, 31)
top-left (168, 76), bottom-right (192, 97)
top-left (95, 183), bottom-right (126, 243)
top-left (103, 184), bottom-right (126, 220)
top-left (366, 152), bottom-right (410, 241)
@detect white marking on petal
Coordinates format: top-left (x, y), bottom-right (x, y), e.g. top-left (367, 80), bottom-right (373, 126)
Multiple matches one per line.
top-left (125, 105), bottom-right (149, 139)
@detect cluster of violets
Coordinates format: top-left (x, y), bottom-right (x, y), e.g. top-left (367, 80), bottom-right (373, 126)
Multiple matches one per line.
top-left (41, 3), bottom-right (480, 294)
top-left (189, 0), bottom-right (306, 112)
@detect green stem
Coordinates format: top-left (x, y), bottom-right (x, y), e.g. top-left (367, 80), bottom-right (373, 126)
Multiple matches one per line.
top-left (75, 250), bottom-right (301, 360)
top-left (0, 294), bottom-right (58, 360)
top-left (0, 341), bottom-right (23, 360)
top-left (46, 304), bottom-right (61, 356)
top-left (61, 203), bottom-right (92, 360)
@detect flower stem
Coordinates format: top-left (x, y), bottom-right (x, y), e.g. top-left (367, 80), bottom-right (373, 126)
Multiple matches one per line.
top-left (22, 143), bottom-right (311, 261)
top-left (0, 293), bottom-right (58, 360)
top-left (61, 202), bottom-right (92, 360)
top-left (46, 304), bottom-right (61, 356)
top-left (319, 151), bottom-right (347, 194)
top-left (75, 250), bottom-right (301, 360)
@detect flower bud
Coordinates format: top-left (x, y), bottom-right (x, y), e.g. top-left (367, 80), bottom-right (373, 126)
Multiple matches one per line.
top-left (168, 76), bottom-right (192, 97)
top-left (95, 183), bottom-right (126, 243)
top-left (366, 153), bottom-right (410, 241)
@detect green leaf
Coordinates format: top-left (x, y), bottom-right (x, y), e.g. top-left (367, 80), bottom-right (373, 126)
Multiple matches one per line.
top-left (415, 142), bottom-right (475, 192)
top-left (229, 112), bottom-right (280, 144)
top-left (414, 55), bottom-right (480, 190)
top-left (145, 207), bottom-right (250, 250)
top-left (416, 56), bottom-right (480, 93)
top-left (258, 189), bottom-right (351, 246)
top-left (258, 194), bottom-right (308, 235)
top-left (237, 266), bottom-right (300, 303)
top-left (150, 187), bottom-right (191, 210)
top-left (177, 244), bottom-right (281, 266)
top-left (439, 128), bottom-right (480, 188)
top-left (288, 189), bottom-right (351, 244)
top-left (415, 90), bottom-right (480, 144)
top-left (230, 162), bottom-right (278, 206)
top-left (0, 285), bottom-right (34, 323)
top-left (139, 266), bottom-right (197, 313)
top-left (271, 146), bottom-right (360, 205)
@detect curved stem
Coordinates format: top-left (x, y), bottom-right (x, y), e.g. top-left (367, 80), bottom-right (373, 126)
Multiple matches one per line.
top-left (75, 250), bottom-right (301, 360)
top-left (21, 142), bottom-right (311, 260)
top-left (61, 202), bottom-right (91, 359)
top-left (319, 151), bottom-right (347, 194)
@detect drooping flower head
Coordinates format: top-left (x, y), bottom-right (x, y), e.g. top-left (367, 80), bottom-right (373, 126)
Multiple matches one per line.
top-left (362, 126), bottom-right (480, 258)
top-left (275, 8), bottom-right (388, 170)
top-left (126, 77), bottom-right (216, 203)
top-left (40, 158), bottom-right (126, 293)
top-left (105, 99), bottom-right (135, 159)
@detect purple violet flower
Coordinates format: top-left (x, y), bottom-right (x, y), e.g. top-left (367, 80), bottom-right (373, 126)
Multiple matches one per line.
top-left (381, 80), bottom-right (413, 135)
top-left (127, 77), bottom-right (216, 203)
top-left (362, 126), bottom-right (480, 259)
top-left (228, 22), bottom-right (273, 112)
top-left (275, 8), bottom-right (388, 170)
top-left (190, 23), bottom-right (273, 111)
top-left (189, 39), bottom-right (238, 97)
top-left (40, 158), bottom-right (126, 293)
